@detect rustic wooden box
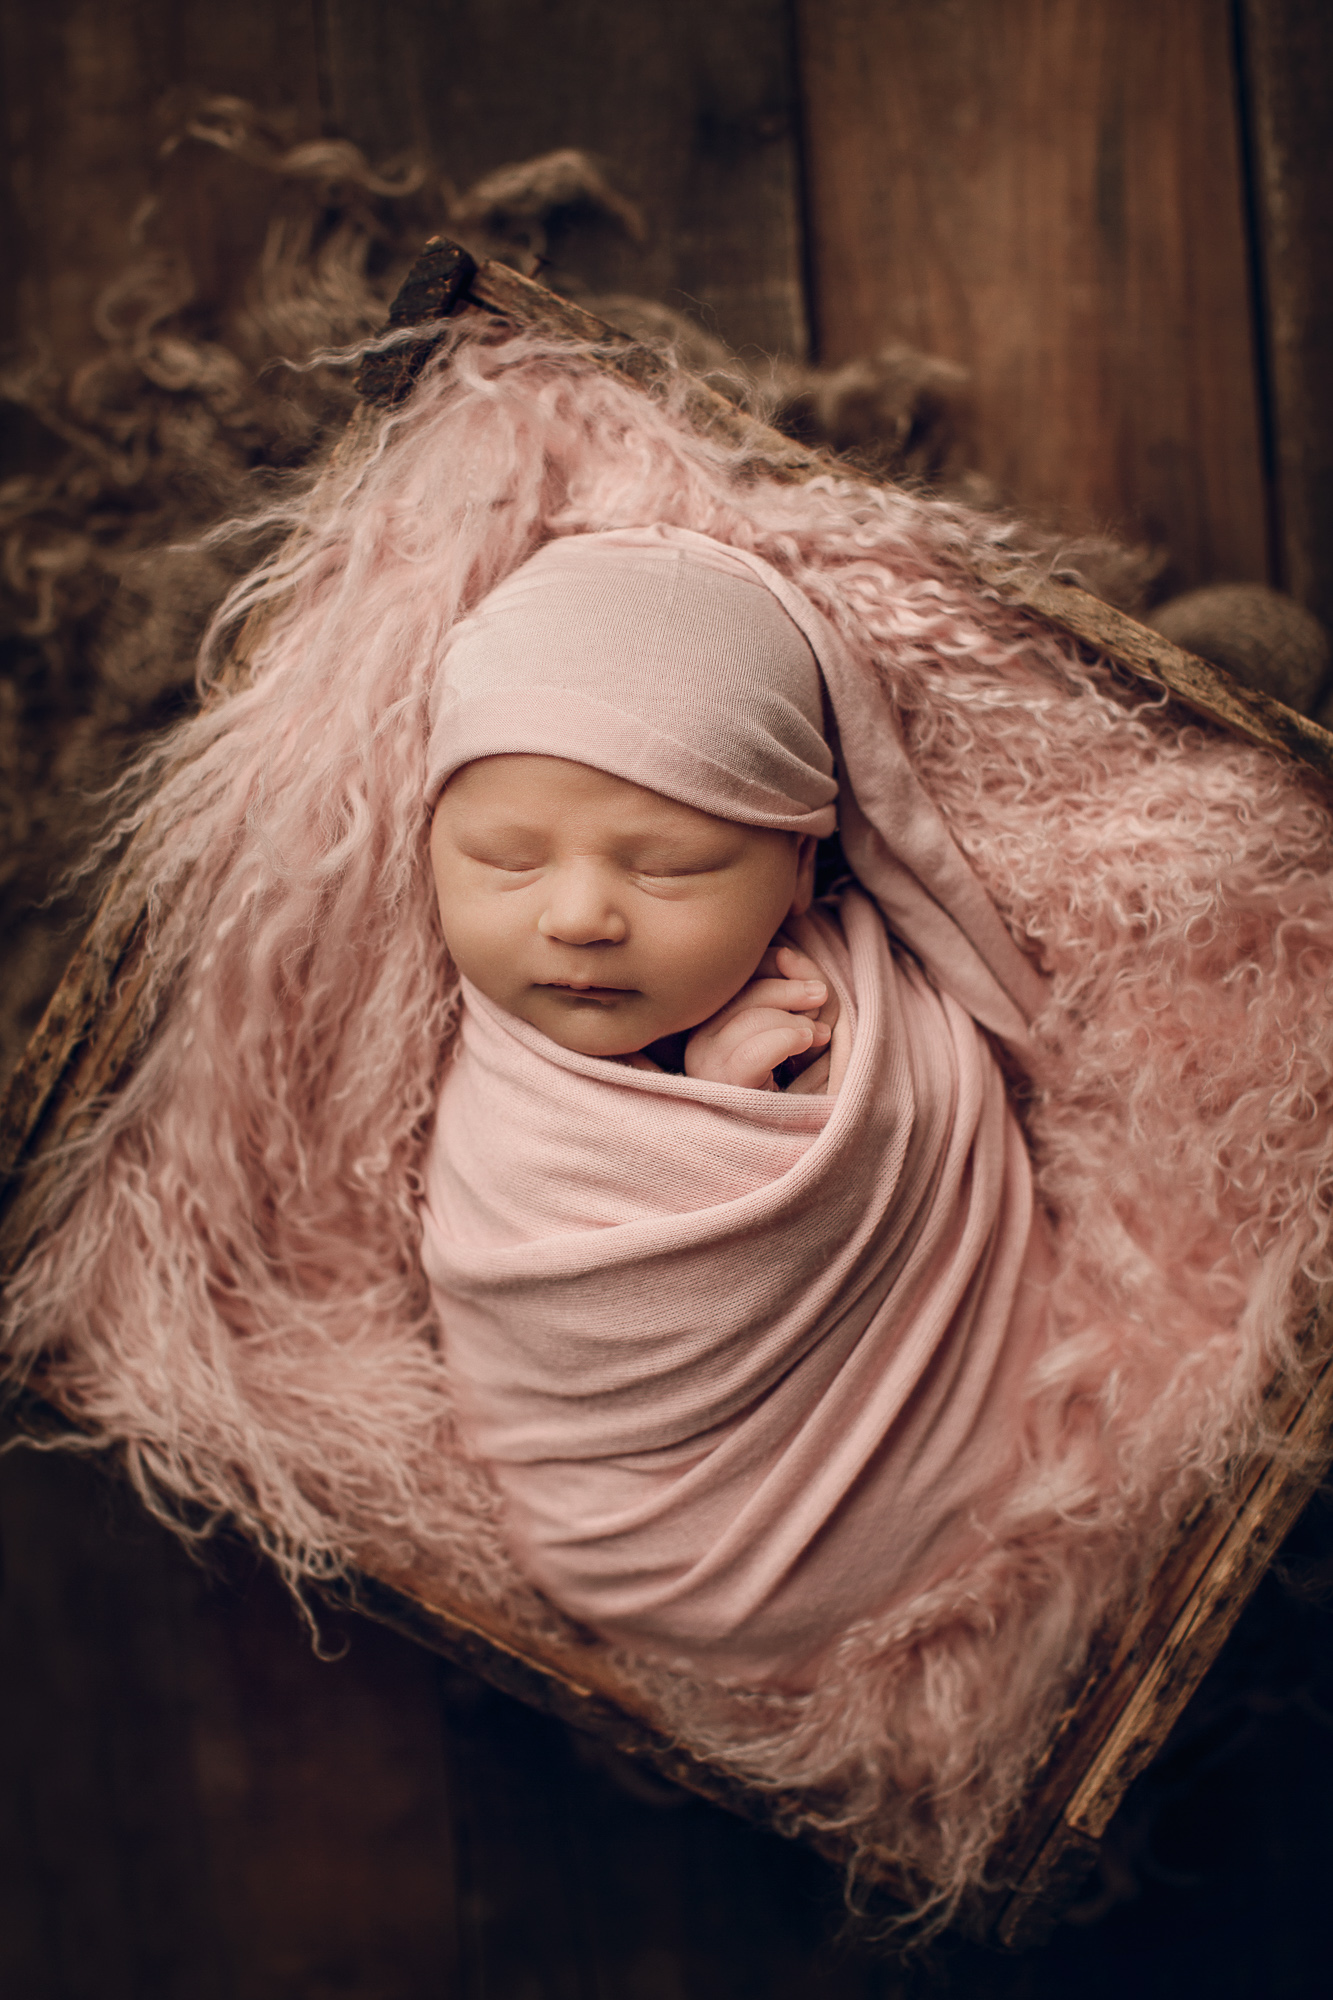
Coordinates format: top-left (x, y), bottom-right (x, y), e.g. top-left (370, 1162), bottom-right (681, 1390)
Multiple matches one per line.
top-left (4, 238), bottom-right (1331, 1946)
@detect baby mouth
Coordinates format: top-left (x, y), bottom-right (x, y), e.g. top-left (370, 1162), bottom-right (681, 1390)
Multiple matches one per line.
top-left (541, 981), bottom-right (633, 1002)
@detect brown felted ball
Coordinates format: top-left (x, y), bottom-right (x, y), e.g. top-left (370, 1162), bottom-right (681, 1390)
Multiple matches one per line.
top-left (1149, 583), bottom-right (1331, 716)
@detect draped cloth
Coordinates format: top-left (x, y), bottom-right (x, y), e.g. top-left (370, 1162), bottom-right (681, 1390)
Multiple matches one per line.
top-left (420, 888), bottom-right (1052, 1683)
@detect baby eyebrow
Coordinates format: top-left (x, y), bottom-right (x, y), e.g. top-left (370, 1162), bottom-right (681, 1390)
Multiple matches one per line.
top-left (617, 828), bottom-right (741, 864)
top-left (455, 820), bottom-right (546, 850)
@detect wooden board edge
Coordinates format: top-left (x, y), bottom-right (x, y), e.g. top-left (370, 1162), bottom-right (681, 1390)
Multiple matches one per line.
top-left (464, 257), bottom-right (818, 477)
top-left (991, 1351), bottom-right (1333, 1946)
top-left (970, 1305), bottom-right (1332, 1905)
top-left (973, 558), bottom-right (1333, 785)
top-left (336, 1565), bottom-right (882, 1878)
top-left (1066, 1365), bottom-right (1333, 1840)
top-left (987, 1369), bottom-right (1311, 1880)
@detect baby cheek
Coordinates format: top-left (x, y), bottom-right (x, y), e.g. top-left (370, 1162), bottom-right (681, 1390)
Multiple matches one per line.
top-left (438, 892), bottom-right (516, 995)
top-left (660, 907), bottom-right (764, 1020)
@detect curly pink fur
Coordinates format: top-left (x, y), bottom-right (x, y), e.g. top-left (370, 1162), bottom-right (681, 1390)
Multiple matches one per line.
top-left (6, 321), bottom-right (1333, 1924)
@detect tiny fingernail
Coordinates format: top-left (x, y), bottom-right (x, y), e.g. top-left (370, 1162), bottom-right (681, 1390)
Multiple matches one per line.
top-left (802, 980), bottom-right (825, 995)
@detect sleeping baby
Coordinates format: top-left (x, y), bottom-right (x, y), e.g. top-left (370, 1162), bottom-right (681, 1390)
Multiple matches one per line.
top-left (418, 526), bottom-right (1053, 1683)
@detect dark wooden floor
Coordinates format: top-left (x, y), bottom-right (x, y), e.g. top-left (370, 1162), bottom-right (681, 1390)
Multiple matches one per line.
top-left (4, 1443), bottom-right (1333, 1999)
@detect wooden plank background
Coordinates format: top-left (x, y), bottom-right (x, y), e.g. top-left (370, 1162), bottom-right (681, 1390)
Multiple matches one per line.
top-left (3, 2), bottom-right (1333, 1991)
top-left (0, 0), bottom-right (807, 374)
top-left (1243, 0), bottom-right (1333, 631)
top-left (796, 0), bottom-right (1270, 590)
top-left (315, 0), bottom-right (809, 356)
top-left (6, 1446), bottom-right (1333, 1994)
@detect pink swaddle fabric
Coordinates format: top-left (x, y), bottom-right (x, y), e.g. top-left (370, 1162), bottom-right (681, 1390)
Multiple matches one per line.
top-left (420, 524), bottom-right (1053, 1680)
top-left (420, 888), bottom-right (1051, 1681)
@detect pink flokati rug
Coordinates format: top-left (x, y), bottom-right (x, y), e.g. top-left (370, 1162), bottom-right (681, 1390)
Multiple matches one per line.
top-left (6, 324), bottom-right (1333, 1923)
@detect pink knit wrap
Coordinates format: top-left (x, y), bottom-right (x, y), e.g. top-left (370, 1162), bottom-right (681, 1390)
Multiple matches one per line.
top-left (420, 887), bottom-right (1050, 1680)
top-left (421, 527), bottom-right (1054, 1676)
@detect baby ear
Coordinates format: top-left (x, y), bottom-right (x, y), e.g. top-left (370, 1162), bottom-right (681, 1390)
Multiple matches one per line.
top-left (788, 834), bottom-right (819, 916)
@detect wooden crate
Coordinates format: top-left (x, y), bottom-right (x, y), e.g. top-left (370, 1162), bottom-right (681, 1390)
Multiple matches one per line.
top-left (4, 237), bottom-right (1332, 1942)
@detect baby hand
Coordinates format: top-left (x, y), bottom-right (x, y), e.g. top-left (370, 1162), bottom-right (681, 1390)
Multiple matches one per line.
top-left (683, 945), bottom-right (835, 1089)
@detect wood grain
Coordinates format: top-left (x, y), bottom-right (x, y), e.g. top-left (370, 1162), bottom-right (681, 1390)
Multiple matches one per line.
top-left (1242, 0), bottom-right (1333, 635)
top-left (1, 1446), bottom-right (919, 1998)
top-left (0, 0), bottom-right (325, 376)
top-left (0, 0), bottom-right (809, 390)
top-left (795, 0), bottom-right (1270, 591)
top-left (314, 0), bottom-right (809, 358)
top-left (992, 1331), bottom-right (1333, 1945)
top-left (0, 1449), bottom-right (462, 1996)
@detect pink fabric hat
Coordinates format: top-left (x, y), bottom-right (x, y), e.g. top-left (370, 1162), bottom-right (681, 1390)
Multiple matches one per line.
top-left (428, 528), bottom-right (838, 835)
top-left (427, 524), bottom-right (1047, 1042)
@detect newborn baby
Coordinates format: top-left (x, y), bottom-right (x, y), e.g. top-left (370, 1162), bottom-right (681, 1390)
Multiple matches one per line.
top-left (418, 525), bottom-right (1052, 1686)
top-left (430, 751), bottom-right (838, 1093)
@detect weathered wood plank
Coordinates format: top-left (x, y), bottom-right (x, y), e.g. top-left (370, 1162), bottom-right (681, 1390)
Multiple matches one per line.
top-left (433, 1670), bottom-right (888, 2000)
top-left (795, 0), bottom-right (1270, 591)
top-left (315, 0), bottom-right (809, 358)
top-left (0, 1448), bottom-right (461, 1996)
top-left (1241, 0), bottom-right (1333, 635)
top-left (0, 0), bottom-right (808, 386)
top-left (0, 0), bottom-right (325, 377)
top-left (993, 1328), bottom-right (1333, 1944)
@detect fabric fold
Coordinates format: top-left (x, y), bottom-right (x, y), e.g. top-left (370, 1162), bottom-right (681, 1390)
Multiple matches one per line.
top-left (420, 888), bottom-right (1052, 1681)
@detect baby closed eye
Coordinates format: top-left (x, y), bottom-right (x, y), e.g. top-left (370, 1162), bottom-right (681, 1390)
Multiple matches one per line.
top-left (455, 838), bottom-right (546, 872)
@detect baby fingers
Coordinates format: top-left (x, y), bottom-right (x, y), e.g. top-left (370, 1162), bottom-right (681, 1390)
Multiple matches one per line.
top-left (773, 944), bottom-right (824, 983)
top-left (685, 1006), bottom-right (831, 1089)
top-left (739, 975), bottom-right (827, 1016)
top-left (754, 943), bottom-right (824, 985)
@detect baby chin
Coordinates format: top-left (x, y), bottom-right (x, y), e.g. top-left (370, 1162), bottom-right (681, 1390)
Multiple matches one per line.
top-left (524, 983), bottom-right (658, 1055)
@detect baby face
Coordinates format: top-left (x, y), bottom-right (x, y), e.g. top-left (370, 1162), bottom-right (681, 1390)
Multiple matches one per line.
top-left (430, 755), bottom-right (815, 1058)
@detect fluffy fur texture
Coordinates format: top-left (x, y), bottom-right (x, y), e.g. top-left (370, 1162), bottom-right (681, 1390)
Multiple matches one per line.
top-left (0, 88), bottom-right (1207, 1084)
top-left (6, 320), bottom-right (1333, 1927)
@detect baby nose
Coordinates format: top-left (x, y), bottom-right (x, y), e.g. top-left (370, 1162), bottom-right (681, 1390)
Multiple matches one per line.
top-left (536, 864), bottom-right (628, 946)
